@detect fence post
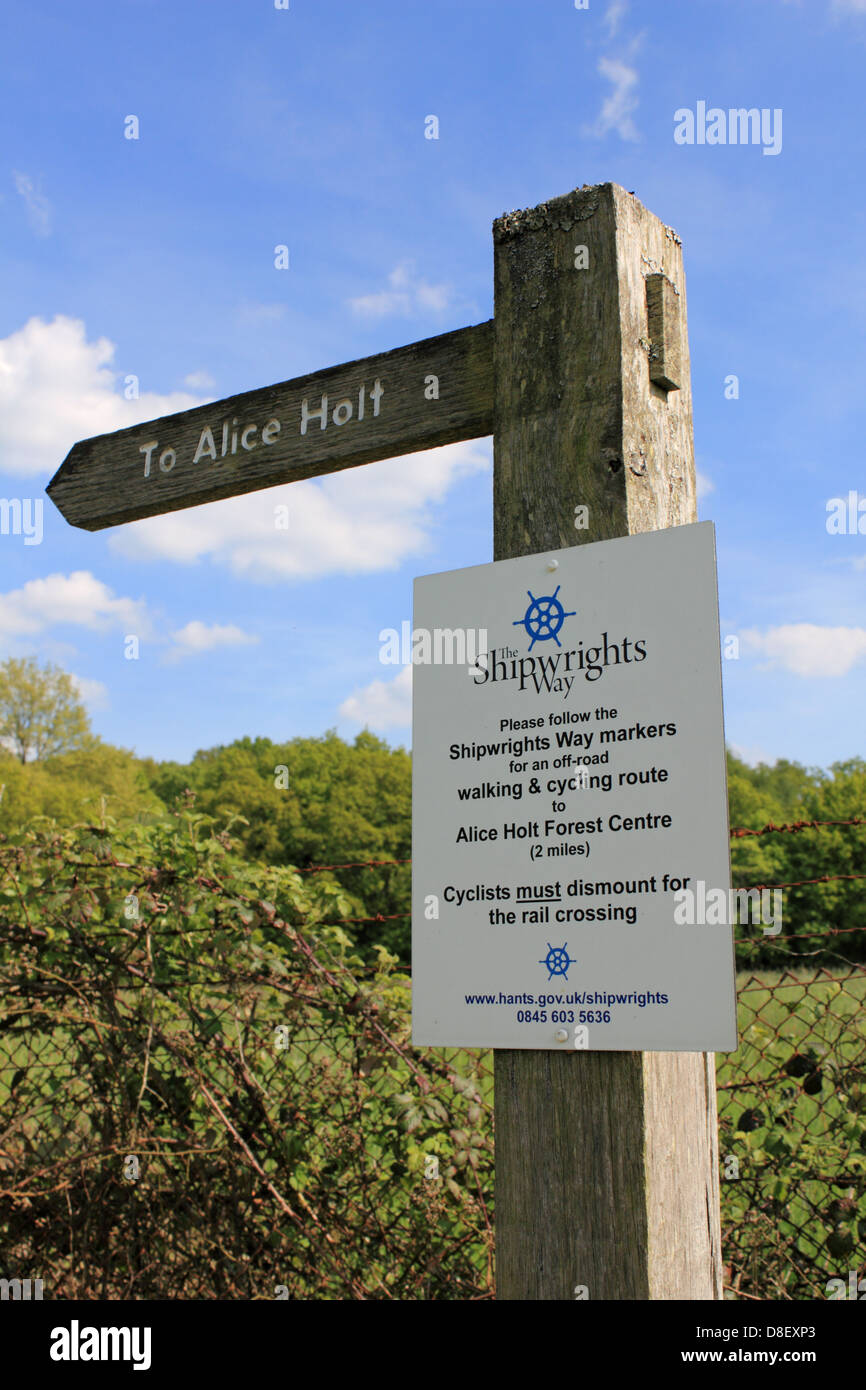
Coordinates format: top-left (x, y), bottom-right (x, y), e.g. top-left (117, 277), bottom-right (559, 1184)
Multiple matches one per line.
top-left (492, 182), bottom-right (723, 1301)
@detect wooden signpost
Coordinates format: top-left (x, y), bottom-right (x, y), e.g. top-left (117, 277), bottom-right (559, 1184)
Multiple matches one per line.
top-left (47, 324), bottom-right (494, 530)
top-left (47, 182), bottom-right (723, 1301)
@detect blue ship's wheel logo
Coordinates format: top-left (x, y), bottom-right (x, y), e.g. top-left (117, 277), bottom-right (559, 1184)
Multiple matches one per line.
top-left (540, 943), bottom-right (576, 980)
top-left (514, 586), bottom-right (576, 650)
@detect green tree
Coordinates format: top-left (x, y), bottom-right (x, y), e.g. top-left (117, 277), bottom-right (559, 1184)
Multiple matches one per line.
top-left (726, 751), bottom-right (810, 900)
top-left (782, 757), bottom-right (866, 962)
top-left (0, 741), bottom-right (167, 839)
top-left (726, 751), bottom-right (866, 966)
top-left (141, 729), bottom-right (413, 961)
top-left (0, 657), bottom-right (92, 763)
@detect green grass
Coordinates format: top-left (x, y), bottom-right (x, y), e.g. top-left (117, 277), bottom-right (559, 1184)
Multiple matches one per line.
top-left (718, 966), bottom-right (866, 1134)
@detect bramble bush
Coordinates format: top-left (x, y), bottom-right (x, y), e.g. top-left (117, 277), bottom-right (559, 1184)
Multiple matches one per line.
top-left (0, 807), bottom-right (492, 1299)
top-left (2, 783), bottom-right (863, 1299)
top-left (718, 972), bottom-right (866, 1299)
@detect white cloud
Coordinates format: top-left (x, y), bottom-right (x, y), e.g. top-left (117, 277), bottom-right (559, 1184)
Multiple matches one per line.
top-left (729, 743), bottom-right (774, 768)
top-left (183, 370), bottom-right (216, 391)
top-left (0, 571), bottom-right (150, 644)
top-left (348, 260), bottom-right (454, 319)
top-left (69, 673), bottom-right (110, 710)
top-left (0, 316), bottom-right (209, 477)
top-left (166, 620), bottom-right (259, 661)
top-left (13, 172), bottom-right (52, 236)
top-left (604, 0), bottom-right (629, 37)
top-left (740, 624), bottom-right (866, 677)
top-left (586, 56), bottom-right (641, 143)
top-left (339, 664), bottom-right (412, 730)
top-left (696, 469), bottom-right (714, 499)
top-left (108, 439), bottom-right (491, 582)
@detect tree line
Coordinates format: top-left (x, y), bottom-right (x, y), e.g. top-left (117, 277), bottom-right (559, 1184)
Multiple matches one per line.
top-left (1, 657), bottom-right (863, 965)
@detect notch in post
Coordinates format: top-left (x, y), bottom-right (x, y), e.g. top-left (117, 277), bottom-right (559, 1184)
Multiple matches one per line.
top-left (646, 272), bottom-right (682, 392)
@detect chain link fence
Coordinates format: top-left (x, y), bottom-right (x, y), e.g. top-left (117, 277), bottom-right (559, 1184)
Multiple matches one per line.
top-left (0, 815), bottom-right (863, 1299)
top-left (0, 820), bottom-right (492, 1300)
top-left (718, 961), bottom-right (865, 1300)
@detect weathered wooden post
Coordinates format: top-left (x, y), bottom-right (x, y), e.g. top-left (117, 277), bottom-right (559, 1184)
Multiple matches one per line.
top-left (491, 183), bottom-right (722, 1300)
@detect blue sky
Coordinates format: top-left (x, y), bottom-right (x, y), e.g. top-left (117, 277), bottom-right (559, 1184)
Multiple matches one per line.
top-left (1, 0), bottom-right (865, 769)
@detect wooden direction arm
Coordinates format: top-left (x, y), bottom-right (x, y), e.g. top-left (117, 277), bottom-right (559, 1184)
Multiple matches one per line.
top-left (46, 321), bottom-right (494, 531)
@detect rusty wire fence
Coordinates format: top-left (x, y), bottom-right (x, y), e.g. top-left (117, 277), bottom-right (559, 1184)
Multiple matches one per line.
top-left (718, 819), bottom-right (866, 1300)
top-left (0, 814), bottom-right (863, 1300)
top-left (0, 820), bottom-right (493, 1300)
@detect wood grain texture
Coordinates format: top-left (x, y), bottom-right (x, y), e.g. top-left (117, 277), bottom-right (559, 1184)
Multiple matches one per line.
top-left (46, 321), bottom-right (494, 531)
top-left (492, 182), bottom-right (721, 1301)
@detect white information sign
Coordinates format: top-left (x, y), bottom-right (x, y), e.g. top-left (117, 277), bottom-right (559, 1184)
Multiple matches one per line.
top-left (411, 522), bottom-right (737, 1051)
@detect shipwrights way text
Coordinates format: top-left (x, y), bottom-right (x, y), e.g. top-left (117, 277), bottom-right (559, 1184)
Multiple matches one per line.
top-left (471, 633), bottom-right (647, 695)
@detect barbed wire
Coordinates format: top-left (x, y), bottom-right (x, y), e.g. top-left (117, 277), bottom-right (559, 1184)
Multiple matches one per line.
top-left (731, 817), bottom-right (866, 837)
top-left (1, 814), bottom-right (864, 1302)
